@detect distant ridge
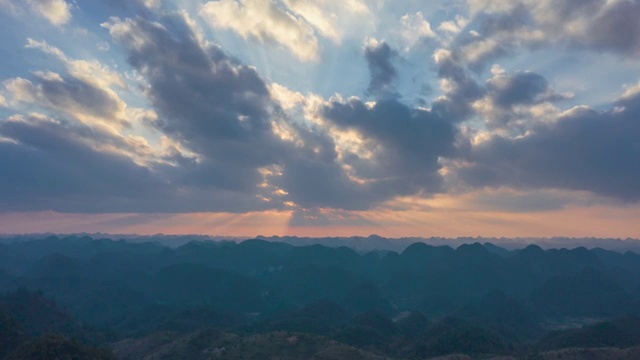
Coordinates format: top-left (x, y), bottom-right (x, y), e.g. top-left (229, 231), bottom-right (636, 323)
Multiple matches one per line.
top-left (1, 233), bottom-right (640, 253)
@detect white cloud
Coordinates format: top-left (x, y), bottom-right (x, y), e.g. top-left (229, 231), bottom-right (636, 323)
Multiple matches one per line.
top-left (281, 0), bottom-right (340, 42)
top-left (620, 82), bottom-right (640, 100)
top-left (457, 25), bottom-right (544, 69)
top-left (3, 39), bottom-right (129, 131)
top-left (200, 0), bottom-right (319, 62)
top-left (399, 12), bottom-right (436, 50)
top-left (269, 82), bottom-right (306, 111)
top-left (97, 41), bottom-right (110, 52)
top-left (281, 0), bottom-right (370, 43)
top-left (0, 94), bottom-right (5, 107)
top-left (26, 0), bottom-right (71, 26)
top-left (25, 38), bottom-right (125, 89)
top-left (438, 16), bottom-right (468, 34)
top-left (433, 48), bottom-right (453, 64)
top-left (460, 38), bottom-right (501, 66)
top-left (142, 0), bottom-right (161, 8)
top-left (3, 74), bottom-right (128, 130)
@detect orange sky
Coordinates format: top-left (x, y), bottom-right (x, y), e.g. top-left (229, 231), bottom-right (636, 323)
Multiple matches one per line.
top-left (1, 202), bottom-right (638, 238)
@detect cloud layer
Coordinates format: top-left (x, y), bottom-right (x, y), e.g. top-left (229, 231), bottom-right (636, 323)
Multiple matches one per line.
top-left (0, 0), bottom-right (638, 231)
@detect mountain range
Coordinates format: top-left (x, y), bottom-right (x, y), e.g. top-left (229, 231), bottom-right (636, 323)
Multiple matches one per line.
top-left (1, 235), bottom-right (640, 359)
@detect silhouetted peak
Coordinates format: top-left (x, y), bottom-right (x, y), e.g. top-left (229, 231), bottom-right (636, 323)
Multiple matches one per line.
top-left (519, 244), bottom-right (545, 256)
top-left (456, 242), bottom-right (489, 256)
top-left (571, 246), bottom-right (590, 253)
top-left (175, 240), bottom-right (224, 256)
top-left (482, 242), bottom-right (511, 256)
top-left (401, 242), bottom-right (434, 255)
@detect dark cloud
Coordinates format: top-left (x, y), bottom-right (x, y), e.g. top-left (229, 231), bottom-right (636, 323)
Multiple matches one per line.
top-left (0, 113), bottom-right (280, 213)
top-left (455, 0), bottom-right (640, 72)
top-left (458, 92), bottom-right (640, 201)
top-left (105, 13), bottom-right (393, 212)
top-left (489, 72), bottom-right (551, 107)
top-left (2, 13), bottom-right (372, 213)
top-left (479, 70), bottom-right (570, 130)
top-left (268, 120), bottom-right (381, 210)
top-left (104, 13), bottom-right (460, 212)
top-left (580, 0), bottom-right (640, 55)
top-left (320, 98), bottom-right (457, 204)
top-left (431, 50), bottom-right (483, 122)
top-left (105, 14), bottom-right (291, 196)
top-left (364, 40), bottom-right (398, 98)
top-left (456, 4), bottom-right (536, 70)
top-left (529, 0), bottom-right (640, 55)
top-left (0, 115), bottom-right (163, 212)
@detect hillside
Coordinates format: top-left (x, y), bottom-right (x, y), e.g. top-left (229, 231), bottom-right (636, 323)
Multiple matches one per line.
top-left (1, 236), bottom-right (640, 359)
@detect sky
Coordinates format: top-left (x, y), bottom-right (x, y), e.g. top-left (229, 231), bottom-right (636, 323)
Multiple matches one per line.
top-left (0, 0), bottom-right (639, 238)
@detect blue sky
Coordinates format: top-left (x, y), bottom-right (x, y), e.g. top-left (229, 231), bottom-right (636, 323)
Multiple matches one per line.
top-left (0, 0), bottom-right (639, 237)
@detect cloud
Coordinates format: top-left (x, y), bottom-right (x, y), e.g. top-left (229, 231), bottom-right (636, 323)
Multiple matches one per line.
top-left (431, 48), bottom-right (483, 123)
top-left (400, 11), bottom-right (436, 50)
top-left (288, 208), bottom-right (375, 227)
top-left (486, 69), bottom-right (555, 107)
top-left (103, 14), bottom-right (293, 195)
top-left (527, 0), bottom-right (640, 55)
top-left (364, 39), bottom-right (398, 98)
top-left (0, 39), bottom-right (130, 131)
top-left (319, 98), bottom-right (457, 205)
top-left (456, 0), bottom-right (640, 71)
top-left (0, 112), bottom-right (284, 213)
top-left (25, 38), bottom-right (126, 90)
top-left (102, 13), bottom-right (383, 211)
top-left (472, 66), bottom-right (571, 131)
top-left (101, 12), bottom-right (459, 212)
top-left (281, 0), bottom-right (369, 43)
top-left (0, 12), bottom-right (324, 213)
top-left (26, 0), bottom-right (72, 26)
top-left (200, 0), bottom-right (319, 62)
top-left (141, 0), bottom-right (161, 8)
top-left (458, 89), bottom-right (640, 201)
top-left (0, 114), bottom-right (163, 212)
top-left (438, 16), bottom-right (468, 34)
top-left (450, 5), bottom-right (544, 70)
top-left (2, 72), bottom-right (128, 130)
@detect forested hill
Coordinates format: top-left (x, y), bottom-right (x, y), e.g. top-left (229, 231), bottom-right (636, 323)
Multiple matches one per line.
top-left (1, 235), bottom-right (640, 359)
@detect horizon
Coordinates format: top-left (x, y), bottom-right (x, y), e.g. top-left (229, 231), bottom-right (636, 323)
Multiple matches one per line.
top-left (4, 232), bottom-right (640, 253)
top-left (1, 1), bottom-right (639, 238)
top-left (3, 232), bottom-right (640, 241)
